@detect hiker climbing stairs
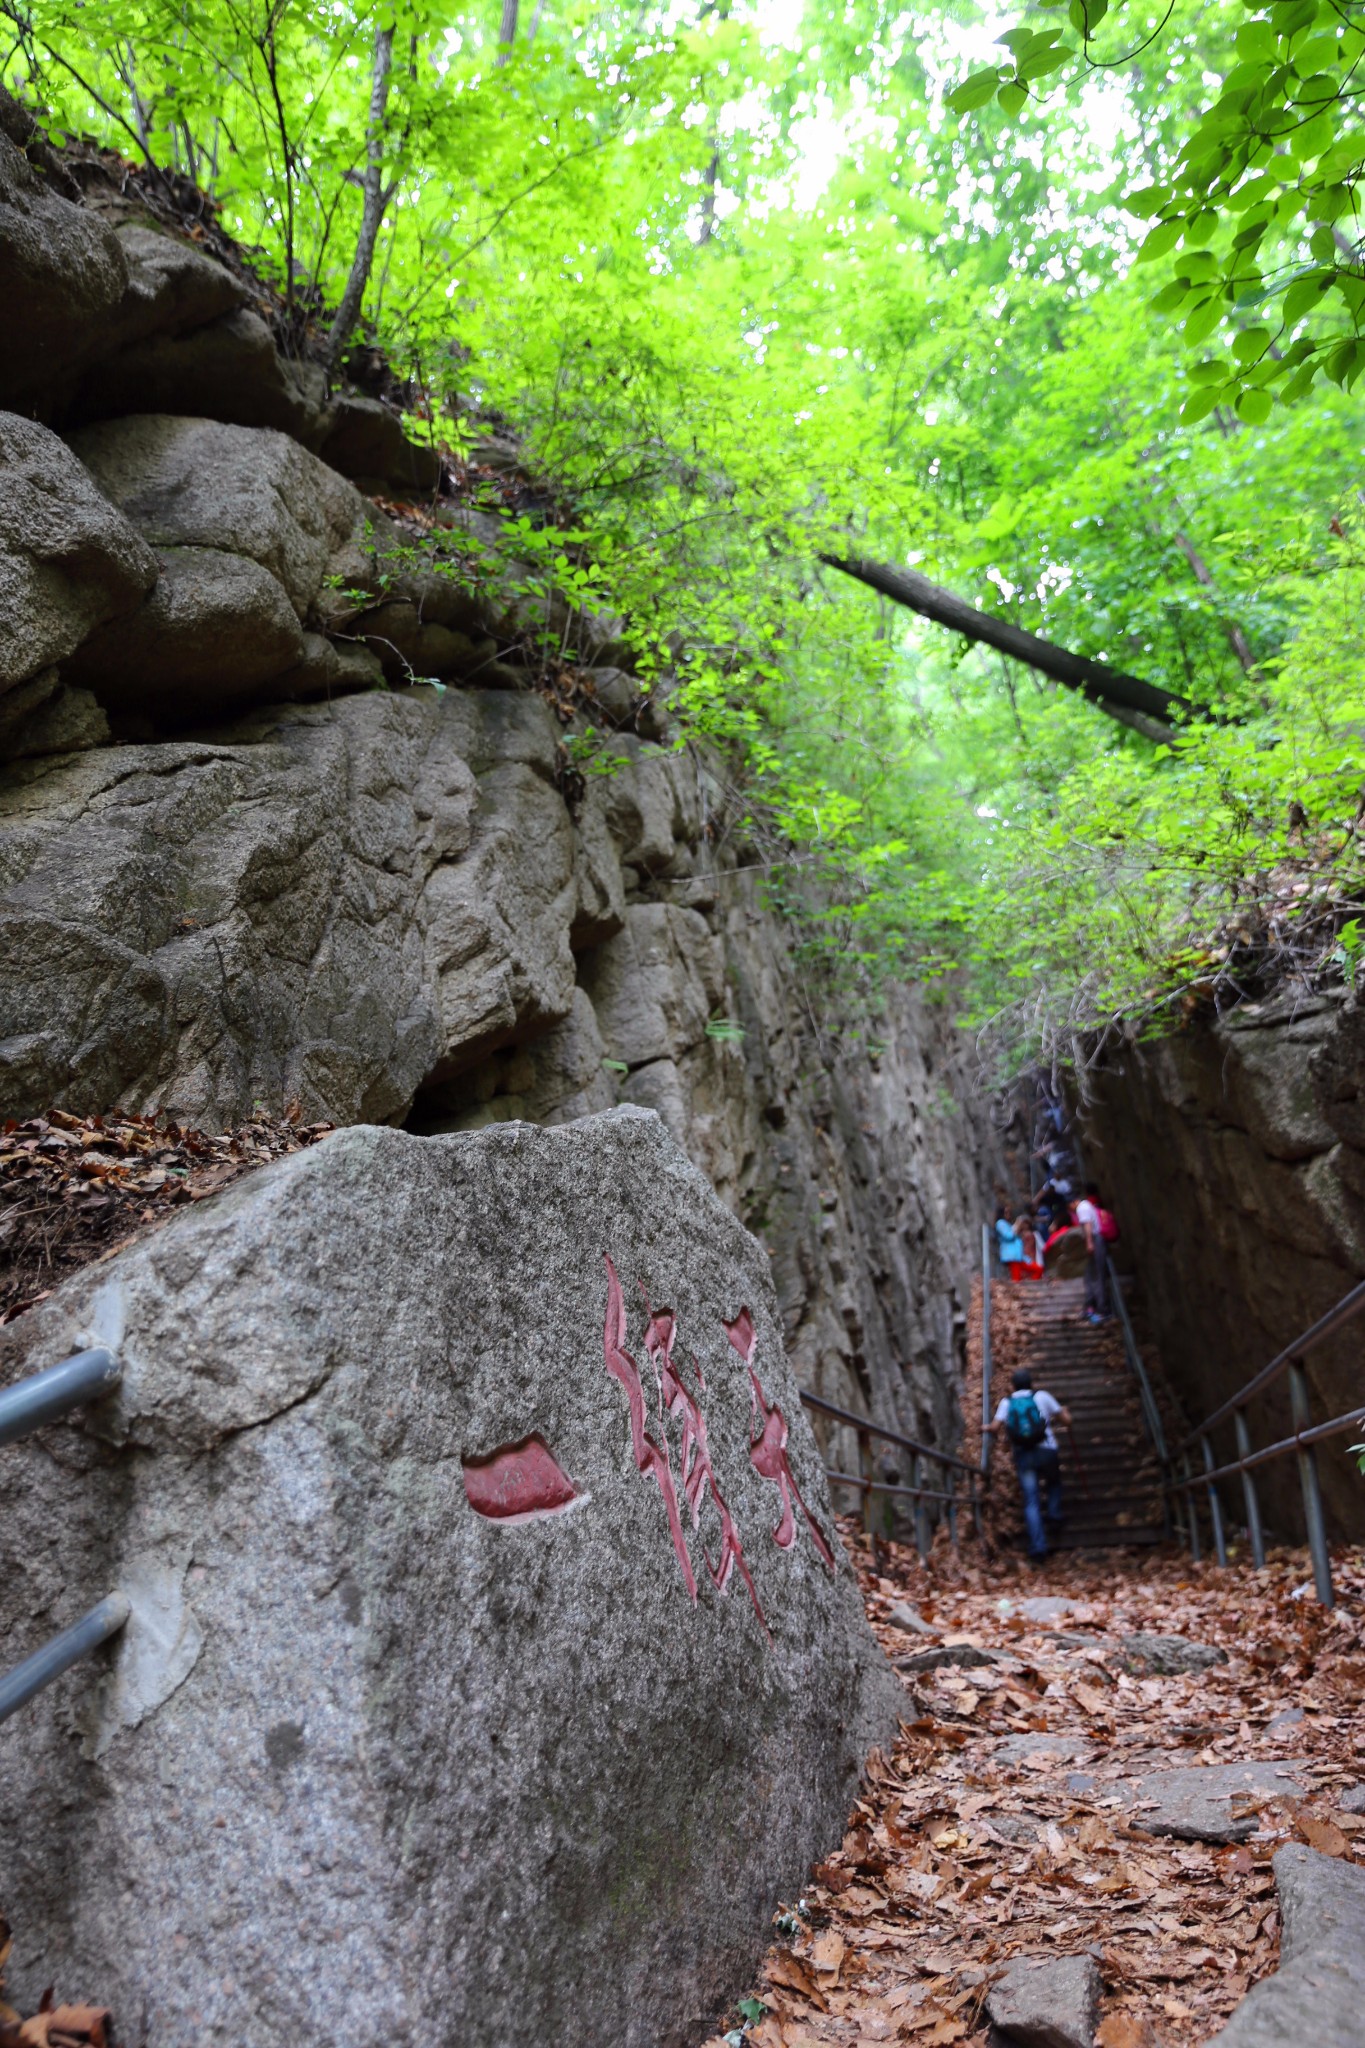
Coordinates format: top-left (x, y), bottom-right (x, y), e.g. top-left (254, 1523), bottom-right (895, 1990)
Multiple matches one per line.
top-left (989, 1277), bottom-right (1169, 1550)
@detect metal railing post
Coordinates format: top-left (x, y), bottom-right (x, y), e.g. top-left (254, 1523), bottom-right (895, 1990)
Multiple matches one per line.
top-left (1201, 1434), bottom-right (1228, 1566)
top-left (857, 1428), bottom-right (875, 1536)
top-left (947, 1475), bottom-right (960, 1554)
top-left (0, 1350), bottom-right (130, 1727)
top-left (913, 1452), bottom-right (931, 1559)
top-left (1234, 1406), bottom-right (1266, 1568)
top-left (1288, 1360), bottom-right (1334, 1608)
top-left (1182, 1456), bottom-right (1202, 1562)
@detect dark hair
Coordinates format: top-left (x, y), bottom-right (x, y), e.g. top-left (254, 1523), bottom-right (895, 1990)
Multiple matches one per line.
top-left (1012, 1369), bottom-right (1033, 1390)
top-left (1085, 1181), bottom-right (1100, 1198)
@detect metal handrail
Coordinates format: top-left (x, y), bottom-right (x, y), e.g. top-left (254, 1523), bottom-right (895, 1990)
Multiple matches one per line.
top-left (1168, 1275), bottom-right (1365, 1607)
top-left (799, 1390), bottom-right (979, 1475)
top-left (0, 1349), bottom-right (129, 1727)
top-left (0, 1594), bottom-right (130, 1726)
top-left (1174, 1275), bottom-right (1365, 1449)
top-left (799, 1388), bottom-right (981, 1559)
top-left (0, 1347), bottom-right (123, 1448)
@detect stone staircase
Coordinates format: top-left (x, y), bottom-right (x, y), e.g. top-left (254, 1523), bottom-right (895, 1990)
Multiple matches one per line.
top-left (991, 1276), bottom-right (1168, 1551)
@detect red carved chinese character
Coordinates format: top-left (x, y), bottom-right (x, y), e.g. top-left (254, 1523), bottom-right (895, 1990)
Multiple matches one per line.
top-left (725, 1310), bottom-right (836, 1571)
top-left (603, 1256), bottom-right (696, 1601)
top-left (643, 1300), bottom-right (767, 1633)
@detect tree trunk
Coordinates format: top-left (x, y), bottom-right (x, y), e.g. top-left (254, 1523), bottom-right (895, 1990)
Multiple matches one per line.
top-left (821, 553), bottom-right (1188, 743)
top-left (325, 24), bottom-right (396, 375)
top-left (1171, 530), bottom-right (1257, 675)
top-left (497, 0), bottom-right (518, 64)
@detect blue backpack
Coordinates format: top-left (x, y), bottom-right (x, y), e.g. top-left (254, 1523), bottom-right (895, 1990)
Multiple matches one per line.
top-left (1005, 1392), bottom-right (1047, 1448)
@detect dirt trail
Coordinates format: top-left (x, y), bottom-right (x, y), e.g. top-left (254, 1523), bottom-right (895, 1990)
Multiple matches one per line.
top-left (709, 1529), bottom-right (1365, 2048)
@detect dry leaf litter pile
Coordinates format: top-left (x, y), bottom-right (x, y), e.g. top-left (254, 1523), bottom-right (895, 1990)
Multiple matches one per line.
top-left (706, 1523), bottom-right (1365, 2048)
top-left (0, 1107), bottom-right (334, 1322)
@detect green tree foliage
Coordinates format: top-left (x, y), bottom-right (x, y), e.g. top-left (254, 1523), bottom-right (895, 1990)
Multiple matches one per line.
top-left (5, 0), bottom-right (1363, 1068)
top-left (949, 0), bottom-right (1365, 412)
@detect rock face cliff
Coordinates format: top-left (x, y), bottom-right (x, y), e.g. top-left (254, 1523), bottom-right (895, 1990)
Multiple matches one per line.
top-left (0, 91), bottom-right (995, 1462)
top-left (1082, 992), bottom-right (1365, 1543)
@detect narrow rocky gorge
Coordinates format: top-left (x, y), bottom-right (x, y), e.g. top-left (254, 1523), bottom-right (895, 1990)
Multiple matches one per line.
top-left (3, 72), bottom-right (1365, 2048)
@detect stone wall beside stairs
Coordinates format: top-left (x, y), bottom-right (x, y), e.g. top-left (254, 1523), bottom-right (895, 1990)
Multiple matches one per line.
top-left (1081, 994), bottom-right (1365, 1545)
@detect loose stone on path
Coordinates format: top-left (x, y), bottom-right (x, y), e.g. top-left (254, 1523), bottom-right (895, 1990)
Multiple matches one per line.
top-left (1114, 1760), bottom-right (1310, 1844)
top-left (985, 1953), bottom-right (1100, 2048)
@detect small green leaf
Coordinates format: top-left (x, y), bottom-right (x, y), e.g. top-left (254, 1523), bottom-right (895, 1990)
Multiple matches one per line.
top-left (1019, 44), bottom-right (1070, 78)
top-left (947, 68), bottom-right (1005, 113)
top-left (1283, 268), bottom-right (1332, 320)
top-left (1235, 386), bottom-right (1273, 421)
top-left (998, 78), bottom-right (1029, 113)
top-left (1189, 358), bottom-right (1229, 384)
top-left (1137, 218), bottom-right (1182, 262)
top-left (1184, 298), bottom-right (1224, 344)
top-left (1232, 324), bottom-right (1271, 362)
top-left (1127, 184), bottom-right (1171, 217)
top-left (1181, 387), bottom-right (1223, 424)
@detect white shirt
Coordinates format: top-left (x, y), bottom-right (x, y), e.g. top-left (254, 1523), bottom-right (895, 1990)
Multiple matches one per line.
top-left (1075, 1198), bottom-right (1100, 1239)
top-left (995, 1388), bottom-right (1062, 1452)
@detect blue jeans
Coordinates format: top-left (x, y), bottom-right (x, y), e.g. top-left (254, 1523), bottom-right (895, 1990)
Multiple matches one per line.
top-left (1015, 1444), bottom-right (1064, 1559)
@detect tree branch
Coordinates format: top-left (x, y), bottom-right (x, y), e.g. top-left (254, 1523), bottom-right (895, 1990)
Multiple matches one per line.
top-left (821, 552), bottom-right (1189, 743)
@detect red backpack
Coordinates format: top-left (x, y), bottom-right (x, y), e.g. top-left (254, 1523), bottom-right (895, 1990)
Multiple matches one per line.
top-left (1098, 1207), bottom-right (1120, 1243)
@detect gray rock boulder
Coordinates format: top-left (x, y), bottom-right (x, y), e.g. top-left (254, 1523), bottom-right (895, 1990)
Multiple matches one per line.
top-left (1215, 1844), bottom-right (1365, 2048)
top-left (108, 223), bottom-right (251, 348)
top-left (0, 672), bottom-right (109, 760)
top-left (0, 93), bottom-right (129, 413)
top-left (67, 414), bottom-right (366, 617)
top-left (885, 1601), bottom-right (939, 1638)
top-left (0, 1110), bottom-right (900, 2048)
top-left (1116, 1759), bottom-right (1307, 1844)
top-left (1116, 1632), bottom-right (1226, 1676)
top-left (76, 307), bottom-right (332, 445)
top-left (67, 544), bottom-right (304, 725)
top-left (0, 690), bottom-right (579, 1127)
top-left (0, 412), bottom-right (157, 697)
top-left (985, 1952), bottom-right (1099, 2048)
top-left (318, 392), bottom-right (442, 495)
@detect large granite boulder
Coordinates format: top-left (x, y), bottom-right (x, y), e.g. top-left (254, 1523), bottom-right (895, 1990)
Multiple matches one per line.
top-left (67, 544), bottom-right (305, 724)
top-left (75, 307), bottom-right (332, 446)
top-left (0, 412), bottom-right (157, 699)
top-left (0, 90), bottom-right (128, 413)
top-left (0, 1110), bottom-right (900, 2047)
top-left (67, 414), bottom-right (366, 617)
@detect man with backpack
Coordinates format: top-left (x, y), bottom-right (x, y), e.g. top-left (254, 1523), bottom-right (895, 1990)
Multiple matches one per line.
top-left (987, 1369), bottom-right (1071, 1562)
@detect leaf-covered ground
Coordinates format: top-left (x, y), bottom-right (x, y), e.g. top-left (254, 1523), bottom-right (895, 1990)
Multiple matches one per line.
top-left (0, 1108), bottom-right (335, 1323)
top-left (708, 1527), bottom-right (1365, 2048)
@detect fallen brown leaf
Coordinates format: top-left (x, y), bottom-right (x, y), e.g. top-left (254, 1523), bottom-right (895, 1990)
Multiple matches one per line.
top-left (1295, 1813), bottom-right (1349, 1858)
top-left (1096, 2015), bottom-right (1164, 2048)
